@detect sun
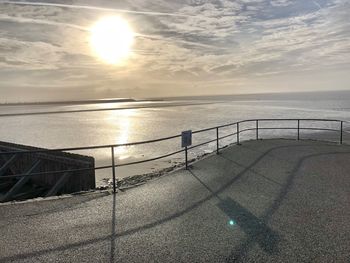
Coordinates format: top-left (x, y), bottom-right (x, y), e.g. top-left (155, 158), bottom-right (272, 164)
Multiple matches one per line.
top-left (90, 16), bottom-right (135, 64)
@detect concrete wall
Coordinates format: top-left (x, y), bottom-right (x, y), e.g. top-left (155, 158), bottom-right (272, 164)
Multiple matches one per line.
top-left (0, 141), bottom-right (95, 194)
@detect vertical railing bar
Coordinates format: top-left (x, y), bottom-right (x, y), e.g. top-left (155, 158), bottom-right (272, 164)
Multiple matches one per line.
top-left (340, 121), bottom-right (343, 144)
top-left (237, 122), bottom-right (240, 145)
top-left (111, 146), bottom-right (116, 193)
top-left (256, 120), bottom-right (259, 140)
top-left (185, 146), bottom-right (188, 170)
top-left (297, 120), bottom-right (300, 140)
top-left (216, 127), bottom-right (219, 154)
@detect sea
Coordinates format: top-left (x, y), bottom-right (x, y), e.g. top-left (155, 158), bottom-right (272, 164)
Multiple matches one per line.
top-left (1, 90), bottom-right (349, 185)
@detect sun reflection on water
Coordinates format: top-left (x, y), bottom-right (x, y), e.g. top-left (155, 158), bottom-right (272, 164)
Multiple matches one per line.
top-left (107, 109), bottom-right (137, 160)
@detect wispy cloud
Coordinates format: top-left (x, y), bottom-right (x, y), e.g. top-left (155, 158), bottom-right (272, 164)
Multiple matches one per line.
top-left (270, 0), bottom-right (294, 7)
top-left (0, 13), bottom-right (88, 30)
top-left (1, 1), bottom-right (193, 17)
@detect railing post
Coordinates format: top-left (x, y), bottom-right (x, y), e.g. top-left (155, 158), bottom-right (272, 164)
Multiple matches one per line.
top-left (297, 120), bottom-right (300, 140)
top-left (256, 120), bottom-right (259, 140)
top-left (111, 146), bottom-right (116, 193)
top-left (340, 121), bottom-right (343, 144)
top-left (216, 127), bottom-right (219, 154)
top-left (185, 146), bottom-right (188, 170)
top-left (237, 122), bottom-right (240, 145)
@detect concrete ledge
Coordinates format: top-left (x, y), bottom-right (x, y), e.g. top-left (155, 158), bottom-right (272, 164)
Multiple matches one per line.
top-left (0, 141), bottom-right (95, 201)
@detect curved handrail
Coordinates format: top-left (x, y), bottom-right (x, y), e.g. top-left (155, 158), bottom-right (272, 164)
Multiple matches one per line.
top-left (0, 118), bottom-right (348, 187)
top-left (0, 118), bottom-right (347, 155)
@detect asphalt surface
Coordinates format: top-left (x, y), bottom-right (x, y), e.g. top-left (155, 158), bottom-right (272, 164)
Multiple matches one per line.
top-left (0, 139), bottom-right (349, 262)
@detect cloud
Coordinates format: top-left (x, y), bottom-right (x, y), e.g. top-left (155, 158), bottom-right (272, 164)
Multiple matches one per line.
top-left (270, 0), bottom-right (294, 7)
top-left (0, 0), bottom-right (349, 101)
top-left (1, 1), bottom-right (192, 17)
top-left (0, 13), bottom-right (88, 30)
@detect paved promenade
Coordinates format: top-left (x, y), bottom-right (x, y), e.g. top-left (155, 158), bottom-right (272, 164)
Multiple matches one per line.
top-left (0, 139), bottom-right (349, 262)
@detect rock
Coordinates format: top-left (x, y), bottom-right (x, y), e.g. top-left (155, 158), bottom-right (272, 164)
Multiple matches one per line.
top-left (107, 179), bottom-right (115, 185)
top-left (96, 185), bottom-right (108, 190)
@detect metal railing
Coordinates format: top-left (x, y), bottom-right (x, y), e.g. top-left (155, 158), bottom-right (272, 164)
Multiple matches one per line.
top-left (0, 118), bottom-right (349, 193)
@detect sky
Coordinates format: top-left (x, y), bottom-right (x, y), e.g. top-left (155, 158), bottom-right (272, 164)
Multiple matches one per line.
top-left (0, 0), bottom-right (349, 102)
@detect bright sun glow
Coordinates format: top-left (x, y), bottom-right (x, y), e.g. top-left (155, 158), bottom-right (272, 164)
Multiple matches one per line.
top-left (90, 16), bottom-right (134, 64)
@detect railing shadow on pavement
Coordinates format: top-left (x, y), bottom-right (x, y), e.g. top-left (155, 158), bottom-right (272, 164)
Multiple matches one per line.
top-left (219, 148), bottom-right (350, 263)
top-left (188, 169), bottom-right (281, 255)
top-left (1, 140), bottom-right (350, 262)
top-left (110, 193), bottom-right (116, 263)
top-left (0, 142), bottom-right (283, 262)
top-left (0, 141), bottom-right (317, 262)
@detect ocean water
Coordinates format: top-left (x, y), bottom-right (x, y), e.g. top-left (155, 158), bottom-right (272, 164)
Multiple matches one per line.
top-left (1, 94), bottom-right (349, 185)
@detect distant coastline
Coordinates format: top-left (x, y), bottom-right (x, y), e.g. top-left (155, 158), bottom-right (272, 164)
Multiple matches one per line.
top-left (0, 98), bottom-right (137, 106)
top-left (158, 89), bottom-right (350, 101)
